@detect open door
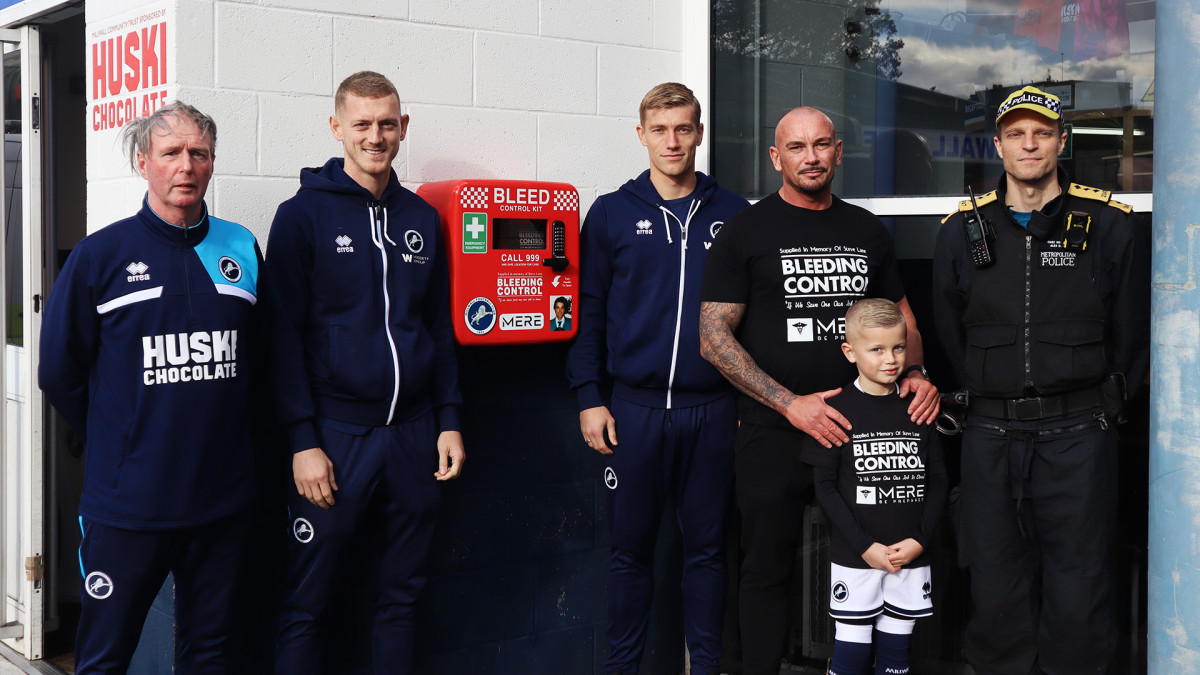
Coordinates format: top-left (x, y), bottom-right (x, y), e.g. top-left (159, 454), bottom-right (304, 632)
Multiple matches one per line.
top-left (0, 23), bottom-right (45, 662)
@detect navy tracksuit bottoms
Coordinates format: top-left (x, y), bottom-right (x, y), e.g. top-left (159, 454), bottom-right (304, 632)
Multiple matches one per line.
top-left (603, 393), bottom-right (736, 675)
top-left (275, 411), bottom-right (441, 675)
top-left (75, 510), bottom-right (251, 674)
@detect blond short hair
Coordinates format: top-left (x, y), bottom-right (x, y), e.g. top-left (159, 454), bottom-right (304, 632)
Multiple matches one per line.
top-left (845, 298), bottom-right (905, 340)
top-left (335, 71), bottom-right (399, 114)
top-left (639, 82), bottom-right (701, 126)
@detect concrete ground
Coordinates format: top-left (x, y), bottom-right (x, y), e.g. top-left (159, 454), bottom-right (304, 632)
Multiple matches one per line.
top-left (0, 648), bottom-right (51, 675)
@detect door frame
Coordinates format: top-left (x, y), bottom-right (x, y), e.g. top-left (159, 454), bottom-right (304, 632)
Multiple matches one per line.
top-left (0, 23), bottom-right (45, 663)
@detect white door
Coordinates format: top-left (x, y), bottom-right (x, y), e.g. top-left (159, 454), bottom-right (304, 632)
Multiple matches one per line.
top-left (0, 24), bottom-right (45, 662)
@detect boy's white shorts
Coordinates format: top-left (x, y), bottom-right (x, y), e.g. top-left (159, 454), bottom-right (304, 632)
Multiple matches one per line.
top-left (828, 562), bottom-right (933, 623)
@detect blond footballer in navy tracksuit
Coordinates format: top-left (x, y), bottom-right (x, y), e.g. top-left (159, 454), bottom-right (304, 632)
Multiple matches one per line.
top-left (267, 157), bottom-right (462, 674)
top-left (568, 169), bottom-right (748, 674)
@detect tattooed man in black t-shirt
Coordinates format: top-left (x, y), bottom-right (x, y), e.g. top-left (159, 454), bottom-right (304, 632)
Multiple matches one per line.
top-left (699, 107), bottom-right (939, 675)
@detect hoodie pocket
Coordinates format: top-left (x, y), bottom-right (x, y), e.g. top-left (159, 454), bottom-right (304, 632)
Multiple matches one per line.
top-left (327, 324), bottom-right (343, 374)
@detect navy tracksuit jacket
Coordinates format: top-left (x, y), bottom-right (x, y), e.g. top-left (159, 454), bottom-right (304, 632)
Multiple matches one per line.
top-left (39, 200), bottom-right (263, 674)
top-left (265, 158), bottom-right (462, 675)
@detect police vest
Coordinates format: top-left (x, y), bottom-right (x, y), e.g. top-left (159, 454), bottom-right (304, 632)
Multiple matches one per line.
top-left (944, 184), bottom-right (1131, 398)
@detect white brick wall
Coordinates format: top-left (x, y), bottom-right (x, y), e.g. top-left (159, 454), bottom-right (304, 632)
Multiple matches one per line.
top-left (333, 17), bottom-right (474, 107)
top-left (257, 93), bottom-right (341, 176)
top-left (86, 0), bottom-right (699, 236)
top-left (215, 4), bottom-right (333, 96)
top-left (409, 0), bottom-right (539, 34)
top-left (476, 33), bottom-right (597, 114)
top-left (408, 105), bottom-right (538, 183)
top-left (537, 114), bottom-right (647, 190)
top-left (541, 0), bottom-right (656, 48)
top-left (598, 46), bottom-right (682, 117)
top-left (209, 176), bottom-right (300, 243)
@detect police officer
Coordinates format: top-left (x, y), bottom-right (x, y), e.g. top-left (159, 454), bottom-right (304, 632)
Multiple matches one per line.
top-left (932, 85), bottom-right (1149, 674)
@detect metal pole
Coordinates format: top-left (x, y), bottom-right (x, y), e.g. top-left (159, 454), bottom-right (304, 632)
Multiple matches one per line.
top-left (1148, 0), bottom-right (1200, 671)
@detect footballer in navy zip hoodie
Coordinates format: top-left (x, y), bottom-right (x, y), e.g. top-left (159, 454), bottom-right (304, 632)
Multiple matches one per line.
top-left (567, 83), bottom-right (749, 675)
top-left (39, 103), bottom-right (261, 674)
top-left (267, 72), bottom-right (463, 675)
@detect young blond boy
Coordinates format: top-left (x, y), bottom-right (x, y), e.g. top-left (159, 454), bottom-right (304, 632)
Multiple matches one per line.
top-left (799, 298), bottom-right (948, 675)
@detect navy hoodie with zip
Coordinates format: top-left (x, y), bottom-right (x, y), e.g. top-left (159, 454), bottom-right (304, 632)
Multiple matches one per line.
top-left (39, 200), bottom-right (262, 530)
top-left (265, 158), bottom-right (461, 453)
top-left (568, 170), bottom-right (749, 410)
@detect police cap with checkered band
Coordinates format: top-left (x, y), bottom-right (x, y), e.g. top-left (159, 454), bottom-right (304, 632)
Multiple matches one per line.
top-left (995, 85), bottom-right (1062, 125)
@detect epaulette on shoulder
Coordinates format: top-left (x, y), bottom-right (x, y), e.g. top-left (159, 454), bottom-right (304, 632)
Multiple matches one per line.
top-left (1068, 183), bottom-right (1132, 214)
top-left (941, 190), bottom-right (997, 224)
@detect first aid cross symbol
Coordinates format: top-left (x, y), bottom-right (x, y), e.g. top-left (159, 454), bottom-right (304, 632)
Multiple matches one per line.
top-left (466, 215), bottom-right (485, 239)
top-left (463, 212), bottom-right (488, 253)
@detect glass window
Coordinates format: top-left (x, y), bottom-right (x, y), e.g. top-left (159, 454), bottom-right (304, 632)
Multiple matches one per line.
top-left (4, 48), bottom-right (20, 346)
top-left (708, 4), bottom-right (1152, 669)
top-left (711, 0), bottom-right (1155, 199)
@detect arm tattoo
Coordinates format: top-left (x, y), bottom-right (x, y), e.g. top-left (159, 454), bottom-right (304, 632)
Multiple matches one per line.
top-left (699, 301), bottom-right (798, 414)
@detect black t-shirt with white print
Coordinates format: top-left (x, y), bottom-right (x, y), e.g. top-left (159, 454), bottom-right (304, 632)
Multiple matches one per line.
top-left (701, 192), bottom-right (905, 429)
top-left (800, 382), bottom-right (948, 569)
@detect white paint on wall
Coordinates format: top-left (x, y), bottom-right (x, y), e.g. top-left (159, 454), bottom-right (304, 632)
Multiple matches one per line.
top-left (86, 0), bottom-right (691, 237)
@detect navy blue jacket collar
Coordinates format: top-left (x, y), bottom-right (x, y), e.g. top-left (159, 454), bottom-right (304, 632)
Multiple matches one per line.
top-left (299, 157), bottom-right (404, 203)
top-left (619, 169), bottom-right (720, 208)
top-left (136, 196), bottom-right (210, 246)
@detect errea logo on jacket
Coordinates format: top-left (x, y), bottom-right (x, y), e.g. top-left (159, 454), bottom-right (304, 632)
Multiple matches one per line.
top-left (635, 220), bottom-right (653, 235)
top-left (126, 262), bottom-right (150, 282)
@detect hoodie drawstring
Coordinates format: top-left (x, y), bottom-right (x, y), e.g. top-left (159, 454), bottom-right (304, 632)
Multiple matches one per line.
top-left (658, 199), bottom-right (704, 248)
top-left (382, 208), bottom-right (397, 246)
top-left (368, 202), bottom-right (403, 424)
top-left (369, 202), bottom-right (397, 247)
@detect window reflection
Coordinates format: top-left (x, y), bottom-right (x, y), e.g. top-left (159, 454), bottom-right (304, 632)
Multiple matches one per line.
top-left (711, 0), bottom-right (1154, 198)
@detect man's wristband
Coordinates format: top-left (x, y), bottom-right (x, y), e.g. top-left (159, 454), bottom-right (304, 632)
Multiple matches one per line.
top-left (903, 364), bottom-right (929, 380)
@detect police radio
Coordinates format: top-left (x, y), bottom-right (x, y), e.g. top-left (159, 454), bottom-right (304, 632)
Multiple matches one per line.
top-left (963, 187), bottom-right (995, 268)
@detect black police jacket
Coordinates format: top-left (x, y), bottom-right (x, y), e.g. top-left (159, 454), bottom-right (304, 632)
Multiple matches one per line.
top-left (931, 168), bottom-right (1149, 399)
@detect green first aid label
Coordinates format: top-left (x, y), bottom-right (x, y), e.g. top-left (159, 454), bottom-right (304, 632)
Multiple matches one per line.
top-left (463, 212), bottom-right (488, 253)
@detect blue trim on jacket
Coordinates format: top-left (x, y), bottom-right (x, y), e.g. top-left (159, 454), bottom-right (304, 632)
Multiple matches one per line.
top-left (39, 200), bottom-right (261, 530)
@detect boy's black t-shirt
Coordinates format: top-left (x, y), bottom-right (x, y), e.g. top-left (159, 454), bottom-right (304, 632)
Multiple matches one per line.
top-left (799, 382), bottom-right (948, 568)
top-left (701, 193), bottom-right (906, 428)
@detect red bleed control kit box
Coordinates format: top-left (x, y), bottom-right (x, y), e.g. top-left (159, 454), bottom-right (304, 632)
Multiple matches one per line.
top-left (416, 180), bottom-right (580, 345)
